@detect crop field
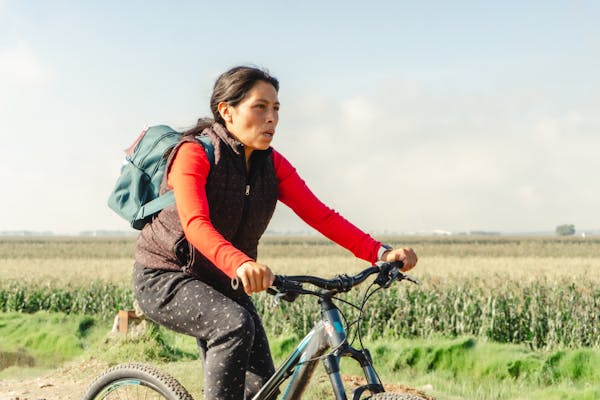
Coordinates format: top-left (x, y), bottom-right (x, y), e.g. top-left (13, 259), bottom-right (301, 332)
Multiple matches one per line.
top-left (1, 235), bottom-right (599, 349)
top-left (1, 235), bottom-right (599, 400)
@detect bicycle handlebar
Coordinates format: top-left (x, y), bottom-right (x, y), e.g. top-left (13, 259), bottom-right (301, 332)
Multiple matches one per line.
top-left (231, 261), bottom-right (418, 297)
top-left (273, 261), bottom-right (418, 292)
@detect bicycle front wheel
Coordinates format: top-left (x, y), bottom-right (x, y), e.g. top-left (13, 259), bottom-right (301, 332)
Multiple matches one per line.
top-left (82, 362), bottom-right (194, 400)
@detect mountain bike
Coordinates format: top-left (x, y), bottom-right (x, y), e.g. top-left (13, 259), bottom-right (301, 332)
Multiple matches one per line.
top-left (82, 261), bottom-right (430, 400)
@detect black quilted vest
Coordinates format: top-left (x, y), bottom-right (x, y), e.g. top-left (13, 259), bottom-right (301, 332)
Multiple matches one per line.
top-left (135, 123), bottom-right (279, 283)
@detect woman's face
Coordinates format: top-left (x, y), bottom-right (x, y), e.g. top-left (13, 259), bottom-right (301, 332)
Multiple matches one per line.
top-left (219, 80), bottom-right (280, 155)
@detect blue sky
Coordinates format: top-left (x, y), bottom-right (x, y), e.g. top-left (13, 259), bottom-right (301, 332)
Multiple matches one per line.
top-left (1, 1), bottom-right (599, 234)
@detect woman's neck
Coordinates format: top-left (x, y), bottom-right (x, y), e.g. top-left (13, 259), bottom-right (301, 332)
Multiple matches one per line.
top-left (244, 147), bottom-right (253, 170)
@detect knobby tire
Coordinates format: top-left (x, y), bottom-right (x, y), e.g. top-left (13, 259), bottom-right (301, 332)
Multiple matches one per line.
top-left (82, 362), bottom-right (194, 400)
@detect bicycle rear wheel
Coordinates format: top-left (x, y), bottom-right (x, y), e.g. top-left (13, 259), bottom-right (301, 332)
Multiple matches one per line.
top-left (82, 362), bottom-right (194, 400)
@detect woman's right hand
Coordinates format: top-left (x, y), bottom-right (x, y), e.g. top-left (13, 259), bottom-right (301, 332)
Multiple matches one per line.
top-left (381, 247), bottom-right (418, 272)
top-left (235, 261), bottom-right (274, 295)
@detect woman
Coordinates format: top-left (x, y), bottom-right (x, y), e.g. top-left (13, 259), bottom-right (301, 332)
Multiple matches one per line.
top-left (133, 66), bottom-right (418, 400)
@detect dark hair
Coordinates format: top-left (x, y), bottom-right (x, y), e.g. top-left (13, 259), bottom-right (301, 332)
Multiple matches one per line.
top-left (184, 66), bottom-right (279, 136)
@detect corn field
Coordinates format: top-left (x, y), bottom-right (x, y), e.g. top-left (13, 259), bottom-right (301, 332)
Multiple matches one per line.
top-left (2, 236), bottom-right (599, 350)
top-left (1, 277), bottom-right (598, 350)
top-left (257, 278), bottom-right (600, 350)
top-left (0, 282), bottom-right (132, 316)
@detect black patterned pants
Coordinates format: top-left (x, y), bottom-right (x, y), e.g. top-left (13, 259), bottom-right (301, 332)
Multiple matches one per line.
top-left (133, 264), bottom-right (276, 400)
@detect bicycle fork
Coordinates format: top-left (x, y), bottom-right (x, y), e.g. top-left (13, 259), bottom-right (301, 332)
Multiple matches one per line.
top-left (252, 298), bottom-right (384, 400)
top-left (320, 298), bottom-right (385, 400)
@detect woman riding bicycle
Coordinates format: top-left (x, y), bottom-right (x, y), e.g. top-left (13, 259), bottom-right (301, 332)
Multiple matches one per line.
top-left (133, 65), bottom-right (418, 400)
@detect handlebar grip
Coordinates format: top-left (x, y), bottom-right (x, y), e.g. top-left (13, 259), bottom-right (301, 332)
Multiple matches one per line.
top-left (272, 275), bottom-right (284, 286)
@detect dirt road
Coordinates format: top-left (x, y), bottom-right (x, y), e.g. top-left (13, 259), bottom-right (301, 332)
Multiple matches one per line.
top-left (0, 360), bottom-right (435, 400)
top-left (0, 359), bottom-right (109, 400)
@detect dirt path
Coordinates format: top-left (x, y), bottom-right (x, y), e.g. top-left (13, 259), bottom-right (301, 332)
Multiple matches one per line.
top-left (0, 359), bottom-right (110, 400)
top-left (343, 375), bottom-right (435, 400)
top-left (0, 360), bottom-right (435, 400)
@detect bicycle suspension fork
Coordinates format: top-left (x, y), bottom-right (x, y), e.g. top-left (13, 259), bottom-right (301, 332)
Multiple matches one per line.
top-left (320, 297), bottom-right (385, 400)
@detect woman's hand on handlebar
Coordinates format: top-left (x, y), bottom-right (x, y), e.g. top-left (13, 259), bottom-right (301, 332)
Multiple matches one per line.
top-left (236, 261), bottom-right (274, 295)
top-left (381, 247), bottom-right (418, 271)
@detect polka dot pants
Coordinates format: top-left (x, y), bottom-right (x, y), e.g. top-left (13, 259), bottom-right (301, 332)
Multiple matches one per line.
top-left (133, 264), bottom-right (276, 400)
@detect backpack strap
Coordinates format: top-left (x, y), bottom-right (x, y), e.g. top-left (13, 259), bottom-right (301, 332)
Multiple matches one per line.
top-left (135, 190), bottom-right (176, 223)
top-left (134, 135), bottom-right (215, 224)
top-left (196, 135), bottom-right (215, 165)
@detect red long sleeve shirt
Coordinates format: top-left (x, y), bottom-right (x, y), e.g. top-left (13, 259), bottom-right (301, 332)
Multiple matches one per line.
top-left (168, 142), bottom-right (381, 278)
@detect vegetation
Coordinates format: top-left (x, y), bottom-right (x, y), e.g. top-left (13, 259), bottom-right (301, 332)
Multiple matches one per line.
top-left (1, 277), bottom-right (597, 350)
top-left (0, 282), bottom-right (132, 316)
top-left (0, 312), bottom-right (106, 369)
top-left (555, 224), bottom-right (576, 236)
top-left (1, 235), bottom-right (599, 399)
top-left (1, 312), bottom-right (599, 399)
top-left (2, 234), bottom-right (600, 261)
top-left (2, 236), bottom-right (598, 350)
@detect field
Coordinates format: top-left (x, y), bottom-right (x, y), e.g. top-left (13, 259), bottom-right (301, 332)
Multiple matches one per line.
top-left (1, 235), bottom-right (599, 399)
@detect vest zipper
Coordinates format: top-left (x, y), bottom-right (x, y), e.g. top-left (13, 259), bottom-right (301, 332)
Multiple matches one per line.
top-left (233, 148), bottom-right (264, 243)
top-left (233, 180), bottom-right (251, 244)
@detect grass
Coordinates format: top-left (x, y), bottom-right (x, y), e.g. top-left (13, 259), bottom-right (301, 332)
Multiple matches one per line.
top-left (0, 312), bottom-right (107, 371)
top-left (373, 337), bottom-right (600, 385)
top-left (2, 312), bottom-right (599, 399)
top-left (370, 337), bottom-right (600, 400)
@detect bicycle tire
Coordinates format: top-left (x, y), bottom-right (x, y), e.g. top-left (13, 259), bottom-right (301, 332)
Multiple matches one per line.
top-left (82, 362), bottom-right (194, 400)
top-left (365, 392), bottom-right (432, 400)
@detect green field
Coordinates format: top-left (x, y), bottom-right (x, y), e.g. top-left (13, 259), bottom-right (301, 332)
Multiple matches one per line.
top-left (1, 235), bottom-right (599, 399)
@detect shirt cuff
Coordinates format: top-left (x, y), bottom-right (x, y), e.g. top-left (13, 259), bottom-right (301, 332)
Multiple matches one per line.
top-left (377, 244), bottom-right (393, 261)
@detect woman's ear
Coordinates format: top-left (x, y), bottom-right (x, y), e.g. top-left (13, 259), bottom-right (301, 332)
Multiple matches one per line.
top-left (217, 102), bottom-right (233, 124)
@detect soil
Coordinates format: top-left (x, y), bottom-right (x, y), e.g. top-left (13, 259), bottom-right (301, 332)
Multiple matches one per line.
top-left (342, 375), bottom-right (436, 400)
top-left (0, 358), bottom-right (110, 400)
top-left (0, 360), bottom-right (435, 400)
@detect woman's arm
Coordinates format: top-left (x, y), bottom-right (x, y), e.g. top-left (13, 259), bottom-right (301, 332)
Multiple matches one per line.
top-left (273, 149), bottom-right (417, 270)
top-left (272, 149), bottom-right (381, 262)
top-left (168, 142), bottom-right (252, 278)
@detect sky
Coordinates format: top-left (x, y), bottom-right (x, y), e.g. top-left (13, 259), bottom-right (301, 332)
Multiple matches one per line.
top-left (1, 0), bottom-right (599, 235)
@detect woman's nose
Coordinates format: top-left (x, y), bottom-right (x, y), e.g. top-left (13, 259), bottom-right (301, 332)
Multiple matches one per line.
top-left (266, 109), bottom-right (278, 124)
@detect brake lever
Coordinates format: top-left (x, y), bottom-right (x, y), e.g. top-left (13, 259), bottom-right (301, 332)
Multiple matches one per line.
top-left (403, 274), bottom-right (420, 285)
top-left (267, 283), bottom-right (301, 306)
top-left (266, 287), bottom-right (285, 307)
top-left (374, 263), bottom-right (395, 288)
top-left (273, 292), bottom-right (288, 307)
top-left (375, 264), bottom-right (421, 288)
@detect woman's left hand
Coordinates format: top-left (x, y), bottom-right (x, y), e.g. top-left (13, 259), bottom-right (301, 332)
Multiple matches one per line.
top-left (381, 247), bottom-right (418, 272)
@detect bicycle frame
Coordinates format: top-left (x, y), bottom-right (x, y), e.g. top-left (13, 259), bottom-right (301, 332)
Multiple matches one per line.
top-left (252, 296), bottom-right (384, 400)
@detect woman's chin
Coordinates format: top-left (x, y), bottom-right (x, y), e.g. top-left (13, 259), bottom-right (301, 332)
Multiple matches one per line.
top-left (258, 139), bottom-right (273, 149)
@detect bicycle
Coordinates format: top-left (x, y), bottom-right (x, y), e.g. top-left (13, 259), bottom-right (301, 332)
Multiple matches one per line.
top-left (83, 261), bottom-right (430, 400)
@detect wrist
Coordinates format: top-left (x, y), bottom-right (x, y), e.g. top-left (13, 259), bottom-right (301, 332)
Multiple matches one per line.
top-left (377, 244), bottom-right (393, 261)
top-left (236, 261), bottom-right (251, 276)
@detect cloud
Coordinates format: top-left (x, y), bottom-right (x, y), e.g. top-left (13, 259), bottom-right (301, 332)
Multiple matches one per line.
top-left (0, 42), bottom-right (51, 164)
top-left (0, 42), bottom-right (47, 87)
top-left (273, 81), bottom-right (600, 233)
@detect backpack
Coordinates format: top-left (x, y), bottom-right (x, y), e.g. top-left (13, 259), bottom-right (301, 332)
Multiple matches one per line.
top-left (107, 125), bottom-right (214, 230)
